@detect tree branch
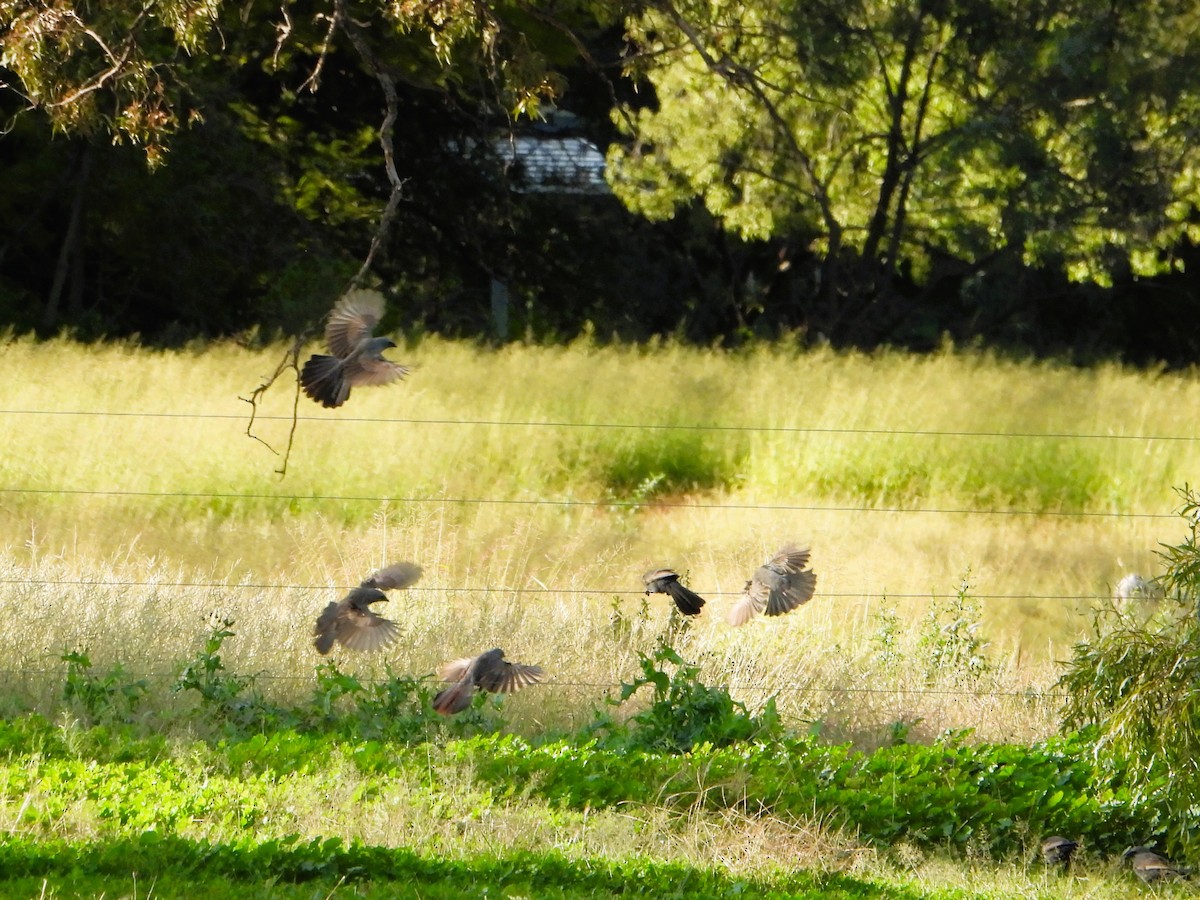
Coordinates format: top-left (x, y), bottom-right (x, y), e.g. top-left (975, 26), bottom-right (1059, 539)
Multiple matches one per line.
top-left (334, 0), bottom-right (408, 287)
top-left (239, 334), bottom-right (306, 477)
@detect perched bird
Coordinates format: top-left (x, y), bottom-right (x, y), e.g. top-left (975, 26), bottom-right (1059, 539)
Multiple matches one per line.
top-left (432, 648), bottom-right (544, 715)
top-left (643, 567), bottom-right (706, 616)
top-left (1114, 573), bottom-right (1164, 605)
top-left (1039, 835), bottom-right (1078, 869)
top-left (312, 562), bottom-right (422, 655)
top-left (1124, 846), bottom-right (1184, 883)
top-left (728, 543), bottom-right (817, 627)
top-left (300, 289), bottom-right (410, 408)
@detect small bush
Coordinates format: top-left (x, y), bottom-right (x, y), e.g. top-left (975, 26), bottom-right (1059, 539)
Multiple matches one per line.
top-left (917, 572), bottom-right (992, 685)
top-left (62, 650), bottom-right (148, 723)
top-left (1057, 485), bottom-right (1200, 858)
top-left (598, 643), bottom-right (786, 753)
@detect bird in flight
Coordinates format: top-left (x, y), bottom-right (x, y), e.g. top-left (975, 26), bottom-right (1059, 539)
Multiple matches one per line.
top-left (642, 567), bottom-right (706, 615)
top-left (727, 543), bottom-right (817, 626)
top-left (313, 562), bottom-right (422, 654)
top-left (432, 648), bottom-right (544, 715)
top-left (301, 289), bottom-right (410, 408)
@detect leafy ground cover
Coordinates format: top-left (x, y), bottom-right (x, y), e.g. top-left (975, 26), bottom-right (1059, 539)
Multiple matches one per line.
top-left (0, 835), bottom-right (952, 899)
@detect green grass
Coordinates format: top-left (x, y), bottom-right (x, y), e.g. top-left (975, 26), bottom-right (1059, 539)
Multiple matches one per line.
top-left (0, 714), bottom-right (1174, 899)
top-left (0, 838), bottom-right (968, 899)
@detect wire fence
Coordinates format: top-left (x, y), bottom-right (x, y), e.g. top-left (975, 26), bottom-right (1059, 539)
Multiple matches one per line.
top-left (7, 663), bottom-right (1065, 701)
top-left (0, 577), bottom-right (1140, 603)
top-left (1, 406), bottom-right (1198, 443)
top-left (0, 486), bottom-right (1178, 520)
top-left (0, 403), bottom-right (1181, 712)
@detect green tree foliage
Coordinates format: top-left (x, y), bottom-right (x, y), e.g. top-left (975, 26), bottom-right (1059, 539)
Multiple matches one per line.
top-left (0, 0), bottom-right (649, 339)
top-left (0, 1), bottom-right (578, 162)
top-left (609, 0), bottom-right (1200, 322)
top-left (1058, 485), bottom-right (1200, 858)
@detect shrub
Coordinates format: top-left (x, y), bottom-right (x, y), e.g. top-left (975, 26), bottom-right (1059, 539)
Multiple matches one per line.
top-left (1057, 485), bottom-right (1200, 857)
top-left (597, 642), bottom-right (786, 753)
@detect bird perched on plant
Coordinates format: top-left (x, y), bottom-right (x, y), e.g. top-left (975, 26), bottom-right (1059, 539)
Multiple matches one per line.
top-left (642, 567), bottom-right (706, 616)
top-left (432, 648), bottom-right (544, 715)
top-left (1039, 835), bottom-right (1078, 869)
top-left (1124, 846), bottom-right (1185, 883)
top-left (312, 562), bottom-right (422, 654)
top-left (1113, 573), bottom-right (1164, 606)
top-left (727, 543), bottom-right (817, 627)
top-left (300, 289), bottom-right (410, 408)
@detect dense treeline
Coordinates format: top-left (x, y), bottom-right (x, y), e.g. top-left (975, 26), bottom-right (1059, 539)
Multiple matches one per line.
top-left (1, 0), bottom-right (1199, 364)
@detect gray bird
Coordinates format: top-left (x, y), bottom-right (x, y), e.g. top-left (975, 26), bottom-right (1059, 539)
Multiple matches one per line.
top-left (1124, 846), bottom-right (1184, 883)
top-left (1040, 835), bottom-right (1078, 869)
top-left (727, 543), bottom-right (817, 627)
top-left (643, 567), bottom-right (706, 616)
top-left (300, 289), bottom-right (410, 408)
top-left (432, 648), bottom-right (544, 715)
top-left (312, 561), bottom-right (422, 654)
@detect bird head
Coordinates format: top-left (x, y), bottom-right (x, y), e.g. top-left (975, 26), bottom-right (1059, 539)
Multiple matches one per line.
top-left (363, 336), bottom-right (397, 355)
top-left (1123, 846), bottom-right (1154, 860)
top-left (357, 587), bottom-right (389, 606)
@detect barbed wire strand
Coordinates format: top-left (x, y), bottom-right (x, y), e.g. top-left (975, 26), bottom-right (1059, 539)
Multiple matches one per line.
top-left (0, 577), bottom-right (1146, 603)
top-left (15, 664), bottom-right (1064, 700)
top-left (0, 486), bottom-right (1175, 519)
top-left (0, 407), bottom-right (1195, 443)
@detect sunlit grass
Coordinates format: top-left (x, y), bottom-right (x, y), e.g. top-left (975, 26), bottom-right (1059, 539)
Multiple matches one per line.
top-left (0, 333), bottom-right (1195, 730)
top-left (0, 729), bottom-right (1169, 899)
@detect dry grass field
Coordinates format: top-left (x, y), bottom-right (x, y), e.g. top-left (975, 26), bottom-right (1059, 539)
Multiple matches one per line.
top-left (2, 334), bottom-right (1195, 744)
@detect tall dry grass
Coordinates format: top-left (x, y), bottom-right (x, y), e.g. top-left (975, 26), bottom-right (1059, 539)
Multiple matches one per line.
top-left (1, 334), bottom-right (1196, 741)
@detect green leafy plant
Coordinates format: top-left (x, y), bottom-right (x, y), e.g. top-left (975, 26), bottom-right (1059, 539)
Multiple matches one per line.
top-left (173, 615), bottom-right (289, 732)
top-left (917, 571), bottom-right (991, 685)
top-left (603, 642), bottom-right (785, 753)
top-left (62, 650), bottom-right (148, 723)
top-left (869, 602), bottom-right (902, 669)
top-left (352, 667), bottom-right (441, 743)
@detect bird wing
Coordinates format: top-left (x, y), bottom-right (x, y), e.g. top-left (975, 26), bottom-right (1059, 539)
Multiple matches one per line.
top-left (313, 600), bottom-right (345, 654)
top-left (364, 561), bottom-right (423, 592)
top-left (1133, 852), bottom-right (1179, 880)
top-left (477, 660), bottom-right (544, 694)
top-left (437, 656), bottom-right (476, 684)
top-left (768, 543), bottom-right (811, 573)
top-left (727, 575), bottom-right (770, 626)
top-left (335, 605), bottom-right (400, 652)
top-left (325, 290), bottom-right (386, 358)
top-left (343, 355), bottom-right (410, 387)
top-left (643, 568), bottom-right (678, 587)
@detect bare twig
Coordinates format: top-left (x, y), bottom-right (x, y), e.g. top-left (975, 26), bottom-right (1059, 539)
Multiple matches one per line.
top-left (239, 334), bottom-right (306, 477)
top-left (270, 5), bottom-right (293, 71)
top-left (299, 10), bottom-right (342, 93)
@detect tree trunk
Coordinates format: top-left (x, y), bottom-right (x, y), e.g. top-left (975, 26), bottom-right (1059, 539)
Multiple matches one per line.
top-left (44, 145), bottom-right (91, 331)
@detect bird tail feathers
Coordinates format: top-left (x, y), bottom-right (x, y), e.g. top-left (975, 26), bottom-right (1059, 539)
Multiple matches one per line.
top-left (665, 581), bottom-right (706, 615)
top-left (300, 354), bottom-right (350, 408)
top-left (432, 680), bottom-right (475, 715)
